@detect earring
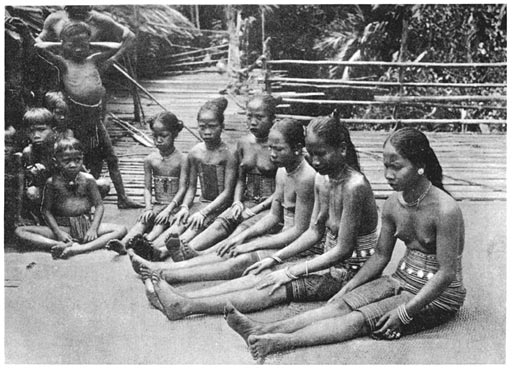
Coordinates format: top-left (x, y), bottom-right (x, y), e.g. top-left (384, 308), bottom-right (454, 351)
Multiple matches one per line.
top-left (294, 151), bottom-right (300, 155)
top-left (417, 168), bottom-right (425, 175)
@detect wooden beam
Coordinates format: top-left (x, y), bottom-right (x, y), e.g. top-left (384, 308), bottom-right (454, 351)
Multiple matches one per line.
top-left (267, 77), bottom-right (506, 89)
top-left (267, 60), bottom-right (507, 68)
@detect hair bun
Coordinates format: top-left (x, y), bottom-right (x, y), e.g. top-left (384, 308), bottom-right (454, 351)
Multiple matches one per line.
top-left (206, 97), bottom-right (228, 113)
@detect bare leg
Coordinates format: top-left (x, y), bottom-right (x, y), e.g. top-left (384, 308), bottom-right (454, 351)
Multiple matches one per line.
top-left (225, 299), bottom-right (352, 343)
top-left (187, 221), bottom-right (229, 252)
top-left (145, 223), bottom-right (168, 241)
top-left (56, 223), bottom-right (127, 259)
top-left (160, 253), bottom-right (258, 283)
top-left (128, 250), bottom-right (172, 274)
top-left (14, 225), bottom-right (63, 251)
top-left (185, 272), bottom-right (269, 298)
top-left (107, 221), bottom-right (147, 254)
top-left (248, 311), bottom-right (370, 362)
top-left (152, 272), bottom-right (287, 320)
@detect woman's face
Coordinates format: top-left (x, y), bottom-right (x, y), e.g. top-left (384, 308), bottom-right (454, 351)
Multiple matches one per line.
top-left (382, 142), bottom-right (419, 191)
top-left (56, 149), bottom-right (83, 178)
top-left (197, 109), bottom-right (222, 144)
top-left (246, 98), bottom-right (273, 139)
top-left (268, 129), bottom-right (295, 168)
top-left (152, 120), bottom-right (175, 152)
top-left (305, 132), bottom-right (343, 175)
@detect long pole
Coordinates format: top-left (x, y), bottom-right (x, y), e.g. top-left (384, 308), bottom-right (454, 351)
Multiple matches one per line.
top-left (113, 63), bottom-right (201, 141)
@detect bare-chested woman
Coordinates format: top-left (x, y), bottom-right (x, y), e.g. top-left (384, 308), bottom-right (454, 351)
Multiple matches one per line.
top-left (130, 118), bottom-right (316, 285)
top-left (225, 127), bottom-right (466, 363)
top-left (167, 94), bottom-right (281, 259)
top-left (143, 116), bottom-right (379, 322)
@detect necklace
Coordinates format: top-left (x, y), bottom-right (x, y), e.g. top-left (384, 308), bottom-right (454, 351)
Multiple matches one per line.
top-left (286, 158), bottom-right (305, 176)
top-left (399, 182), bottom-right (432, 208)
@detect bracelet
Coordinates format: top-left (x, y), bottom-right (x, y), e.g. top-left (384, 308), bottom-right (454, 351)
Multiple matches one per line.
top-left (270, 255), bottom-right (283, 264)
top-left (284, 266), bottom-right (300, 280)
top-left (169, 200), bottom-right (178, 208)
top-left (179, 204), bottom-right (189, 211)
top-left (397, 304), bottom-right (413, 325)
top-left (232, 201), bottom-right (243, 209)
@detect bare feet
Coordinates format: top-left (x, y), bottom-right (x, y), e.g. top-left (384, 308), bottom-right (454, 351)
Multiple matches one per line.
top-left (129, 234), bottom-right (162, 261)
top-left (117, 196), bottom-right (144, 209)
top-left (165, 235), bottom-right (184, 261)
top-left (224, 302), bottom-right (264, 344)
top-left (128, 249), bottom-right (153, 274)
top-left (144, 277), bottom-right (164, 311)
top-left (248, 334), bottom-right (277, 364)
top-left (106, 239), bottom-right (127, 255)
top-left (51, 241), bottom-right (74, 259)
top-left (181, 240), bottom-right (199, 260)
top-left (151, 272), bottom-right (189, 320)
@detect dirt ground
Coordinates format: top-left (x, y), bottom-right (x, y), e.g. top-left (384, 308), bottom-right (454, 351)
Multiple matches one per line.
top-left (4, 200), bottom-right (506, 365)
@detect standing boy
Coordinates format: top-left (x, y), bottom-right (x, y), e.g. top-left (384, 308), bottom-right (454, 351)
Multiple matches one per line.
top-left (35, 21), bottom-right (142, 208)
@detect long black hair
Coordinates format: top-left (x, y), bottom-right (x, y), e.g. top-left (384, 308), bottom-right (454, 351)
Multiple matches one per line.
top-left (385, 127), bottom-right (448, 193)
top-left (306, 115), bottom-right (360, 172)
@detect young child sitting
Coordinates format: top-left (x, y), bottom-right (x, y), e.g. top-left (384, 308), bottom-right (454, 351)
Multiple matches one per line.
top-left (34, 20), bottom-right (141, 209)
top-left (21, 108), bottom-right (58, 224)
top-left (15, 137), bottom-right (127, 259)
top-left (106, 111), bottom-right (187, 257)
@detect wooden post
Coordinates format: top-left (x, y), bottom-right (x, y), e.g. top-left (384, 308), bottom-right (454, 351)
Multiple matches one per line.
top-left (195, 5), bottom-right (201, 29)
top-left (130, 5), bottom-right (141, 123)
top-left (226, 5), bottom-right (241, 78)
top-left (393, 6), bottom-right (410, 131)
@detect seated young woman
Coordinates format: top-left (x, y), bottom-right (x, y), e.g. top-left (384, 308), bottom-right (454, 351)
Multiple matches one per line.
top-left (130, 118), bottom-right (316, 283)
top-left (224, 127), bottom-right (466, 363)
top-left (168, 94), bottom-right (282, 259)
top-left (140, 116), bottom-right (379, 321)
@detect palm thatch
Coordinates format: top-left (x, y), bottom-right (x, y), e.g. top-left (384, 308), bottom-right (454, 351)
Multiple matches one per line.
top-left (96, 5), bottom-right (200, 40)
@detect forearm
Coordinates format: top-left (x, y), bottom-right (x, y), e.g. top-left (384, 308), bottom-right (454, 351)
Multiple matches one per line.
top-left (200, 190), bottom-right (233, 216)
top-left (250, 196), bottom-right (273, 213)
top-left (237, 213), bottom-right (281, 241)
top-left (404, 270), bottom-right (455, 316)
top-left (90, 204), bottom-right (104, 231)
top-left (273, 227), bottom-right (323, 261)
top-left (143, 188), bottom-right (153, 210)
top-left (344, 252), bottom-right (390, 292)
top-left (287, 247), bottom-right (352, 277)
top-left (43, 210), bottom-right (62, 237)
top-left (247, 225), bottom-right (305, 251)
top-left (110, 29), bottom-right (135, 62)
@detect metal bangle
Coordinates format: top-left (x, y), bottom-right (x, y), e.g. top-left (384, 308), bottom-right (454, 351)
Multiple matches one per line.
top-left (271, 255), bottom-right (283, 264)
top-left (284, 267), bottom-right (300, 280)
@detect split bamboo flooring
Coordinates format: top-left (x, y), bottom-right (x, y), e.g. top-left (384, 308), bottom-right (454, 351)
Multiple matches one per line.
top-left (102, 72), bottom-right (506, 205)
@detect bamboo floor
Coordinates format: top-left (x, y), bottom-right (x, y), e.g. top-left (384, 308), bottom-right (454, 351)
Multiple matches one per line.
top-left (103, 72), bottom-right (506, 204)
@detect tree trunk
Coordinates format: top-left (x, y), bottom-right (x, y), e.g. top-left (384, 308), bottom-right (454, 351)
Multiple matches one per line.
top-left (226, 5), bottom-right (241, 77)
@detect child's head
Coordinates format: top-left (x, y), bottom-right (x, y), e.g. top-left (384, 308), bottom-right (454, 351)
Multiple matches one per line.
top-left (44, 91), bottom-right (69, 130)
top-left (197, 97), bottom-right (228, 144)
top-left (53, 137), bottom-right (83, 176)
top-left (246, 94), bottom-right (280, 139)
top-left (148, 111), bottom-right (183, 152)
top-left (384, 127), bottom-right (446, 192)
top-left (60, 21), bottom-right (91, 60)
top-left (306, 115), bottom-right (360, 174)
top-left (268, 118), bottom-right (305, 168)
top-left (64, 6), bottom-right (93, 20)
top-left (22, 108), bottom-right (55, 147)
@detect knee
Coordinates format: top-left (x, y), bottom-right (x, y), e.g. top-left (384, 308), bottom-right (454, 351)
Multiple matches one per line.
top-left (105, 153), bottom-right (119, 166)
top-left (26, 186), bottom-right (41, 202)
top-left (96, 179), bottom-right (111, 198)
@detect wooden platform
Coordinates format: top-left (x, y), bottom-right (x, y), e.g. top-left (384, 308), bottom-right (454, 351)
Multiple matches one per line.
top-left (103, 72), bottom-right (506, 204)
